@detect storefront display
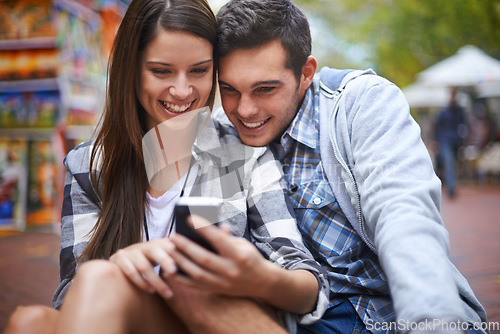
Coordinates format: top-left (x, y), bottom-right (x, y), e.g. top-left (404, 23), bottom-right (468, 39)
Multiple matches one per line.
top-left (0, 0), bottom-right (127, 230)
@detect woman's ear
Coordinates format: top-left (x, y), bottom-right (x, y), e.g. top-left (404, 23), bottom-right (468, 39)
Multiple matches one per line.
top-left (300, 56), bottom-right (317, 91)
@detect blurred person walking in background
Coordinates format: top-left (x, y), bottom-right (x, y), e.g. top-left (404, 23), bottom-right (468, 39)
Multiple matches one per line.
top-left (434, 87), bottom-right (468, 198)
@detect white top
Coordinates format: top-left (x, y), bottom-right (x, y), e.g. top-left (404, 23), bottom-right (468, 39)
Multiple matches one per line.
top-left (144, 164), bottom-right (199, 241)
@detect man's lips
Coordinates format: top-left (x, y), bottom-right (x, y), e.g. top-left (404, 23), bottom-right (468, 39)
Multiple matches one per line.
top-left (240, 118), bottom-right (270, 129)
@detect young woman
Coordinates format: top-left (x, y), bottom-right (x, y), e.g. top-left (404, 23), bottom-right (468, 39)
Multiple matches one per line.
top-left (5, 0), bottom-right (329, 333)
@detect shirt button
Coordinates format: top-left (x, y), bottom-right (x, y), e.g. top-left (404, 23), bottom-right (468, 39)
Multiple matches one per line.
top-left (313, 197), bottom-right (322, 205)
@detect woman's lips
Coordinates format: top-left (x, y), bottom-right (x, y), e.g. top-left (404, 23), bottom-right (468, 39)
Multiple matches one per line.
top-left (160, 100), bottom-right (194, 113)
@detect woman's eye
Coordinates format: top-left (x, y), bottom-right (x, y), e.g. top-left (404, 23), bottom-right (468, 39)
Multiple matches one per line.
top-left (151, 69), bottom-right (171, 75)
top-left (192, 68), bottom-right (209, 74)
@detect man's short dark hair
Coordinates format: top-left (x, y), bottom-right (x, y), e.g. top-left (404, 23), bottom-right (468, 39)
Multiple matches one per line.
top-left (216, 0), bottom-right (311, 81)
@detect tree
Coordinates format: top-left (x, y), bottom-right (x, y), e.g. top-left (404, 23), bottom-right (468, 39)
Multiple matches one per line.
top-left (296, 0), bottom-right (500, 87)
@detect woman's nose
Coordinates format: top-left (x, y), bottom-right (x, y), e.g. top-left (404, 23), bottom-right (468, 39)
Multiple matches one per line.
top-left (169, 76), bottom-right (192, 99)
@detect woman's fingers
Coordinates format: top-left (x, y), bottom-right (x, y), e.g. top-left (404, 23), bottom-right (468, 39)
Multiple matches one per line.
top-left (135, 253), bottom-right (174, 299)
top-left (146, 242), bottom-right (177, 276)
top-left (110, 250), bottom-right (155, 293)
top-left (110, 240), bottom-right (177, 299)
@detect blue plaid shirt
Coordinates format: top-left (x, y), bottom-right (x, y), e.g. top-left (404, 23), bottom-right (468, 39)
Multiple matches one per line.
top-left (271, 87), bottom-right (395, 328)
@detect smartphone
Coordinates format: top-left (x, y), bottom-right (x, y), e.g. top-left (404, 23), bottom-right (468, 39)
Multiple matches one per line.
top-left (174, 197), bottom-right (223, 253)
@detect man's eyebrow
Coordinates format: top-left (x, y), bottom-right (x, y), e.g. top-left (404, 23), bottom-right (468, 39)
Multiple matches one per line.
top-left (145, 59), bottom-right (213, 67)
top-left (218, 80), bottom-right (282, 89)
top-left (251, 80), bottom-right (281, 89)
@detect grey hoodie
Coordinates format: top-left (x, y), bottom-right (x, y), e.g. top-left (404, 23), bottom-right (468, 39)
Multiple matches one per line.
top-left (317, 67), bottom-right (487, 332)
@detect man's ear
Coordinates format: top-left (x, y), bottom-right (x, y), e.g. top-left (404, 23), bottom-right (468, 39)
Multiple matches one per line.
top-left (300, 56), bottom-right (317, 90)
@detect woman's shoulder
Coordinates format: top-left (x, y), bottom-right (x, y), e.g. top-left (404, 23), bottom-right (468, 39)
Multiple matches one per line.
top-left (63, 140), bottom-right (95, 174)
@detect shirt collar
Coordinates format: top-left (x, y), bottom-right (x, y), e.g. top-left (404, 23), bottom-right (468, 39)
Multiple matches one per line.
top-left (281, 87), bottom-right (318, 151)
top-left (191, 109), bottom-right (227, 167)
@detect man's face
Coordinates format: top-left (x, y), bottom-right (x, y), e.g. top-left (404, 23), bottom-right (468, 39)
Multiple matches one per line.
top-left (218, 40), bottom-right (309, 147)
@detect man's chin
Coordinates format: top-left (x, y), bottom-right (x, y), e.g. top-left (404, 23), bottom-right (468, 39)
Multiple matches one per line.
top-left (239, 136), bottom-right (268, 148)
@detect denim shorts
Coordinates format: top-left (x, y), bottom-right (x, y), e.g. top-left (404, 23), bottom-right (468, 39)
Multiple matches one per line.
top-left (297, 300), bottom-right (487, 334)
top-left (297, 300), bottom-right (369, 334)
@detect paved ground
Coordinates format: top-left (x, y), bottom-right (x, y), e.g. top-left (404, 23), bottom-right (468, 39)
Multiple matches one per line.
top-left (0, 184), bottom-right (499, 332)
top-left (441, 184), bottom-right (500, 332)
top-left (0, 230), bottom-right (59, 332)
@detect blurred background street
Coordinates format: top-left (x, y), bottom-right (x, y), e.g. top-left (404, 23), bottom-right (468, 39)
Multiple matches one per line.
top-left (1, 0), bottom-right (499, 333)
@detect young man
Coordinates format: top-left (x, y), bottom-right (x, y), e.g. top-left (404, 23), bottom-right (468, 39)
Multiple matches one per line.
top-left (208, 0), bottom-right (487, 333)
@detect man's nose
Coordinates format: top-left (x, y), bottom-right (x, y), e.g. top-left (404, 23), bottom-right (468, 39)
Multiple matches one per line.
top-left (237, 94), bottom-right (259, 119)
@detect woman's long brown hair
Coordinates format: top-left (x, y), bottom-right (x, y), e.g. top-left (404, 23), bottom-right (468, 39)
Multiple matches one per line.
top-left (82, 0), bottom-right (216, 260)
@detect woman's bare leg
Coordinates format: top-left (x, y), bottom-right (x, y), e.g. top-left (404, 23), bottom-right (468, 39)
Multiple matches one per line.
top-left (4, 305), bottom-right (58, 334)
top-left (55, 260), bottom-right (188, 334)
top-left (4, 260), bottom-right (286, 334)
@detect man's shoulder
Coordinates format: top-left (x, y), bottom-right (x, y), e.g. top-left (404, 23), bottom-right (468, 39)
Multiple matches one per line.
top-left (317, 67), bottom-right (391, 94)
top-left (317, 67), bottom-right (356, 91)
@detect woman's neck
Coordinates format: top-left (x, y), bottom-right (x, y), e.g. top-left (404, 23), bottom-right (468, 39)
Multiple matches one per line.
top-left (147, 156), bottom-right (191, 198)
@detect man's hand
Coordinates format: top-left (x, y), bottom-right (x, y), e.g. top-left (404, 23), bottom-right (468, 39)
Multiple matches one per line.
top-left (168, 215), bottom-right (320, 315)
top-left (167, 215), bottom-right (274, 299)
top-left (165, 276), bottom-right (287, 334)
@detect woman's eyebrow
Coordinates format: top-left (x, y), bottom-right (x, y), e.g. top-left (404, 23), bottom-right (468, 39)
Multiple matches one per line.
top-left (145, 59), bottom-right (213, 67)
top-left (145, 61), bottom-right (172, 66)
top-left (193, 59), bottom-right (213, 66)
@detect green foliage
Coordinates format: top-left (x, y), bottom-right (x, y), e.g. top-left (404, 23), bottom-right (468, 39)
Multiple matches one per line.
top-left (295, 0), bottom-right (500, 87)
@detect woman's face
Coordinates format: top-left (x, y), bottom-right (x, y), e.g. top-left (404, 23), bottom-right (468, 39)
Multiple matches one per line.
top-left (138, 29), bottom-right (214, 130)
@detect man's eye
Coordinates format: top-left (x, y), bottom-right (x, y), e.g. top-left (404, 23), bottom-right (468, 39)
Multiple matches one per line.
top-left (221, 86), bottom-right (236, 93)
top-left (256, 86), bottom-right (275, 93)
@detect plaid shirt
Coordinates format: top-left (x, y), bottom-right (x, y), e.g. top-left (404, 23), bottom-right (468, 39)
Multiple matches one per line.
top-left (271, 88), bottom-right (395, 327)
top-left (53, 113), bottom-right (330, 329)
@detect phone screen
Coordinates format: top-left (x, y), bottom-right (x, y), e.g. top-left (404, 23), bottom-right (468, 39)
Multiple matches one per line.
top-left (174, 197), bottom-right (222, 253)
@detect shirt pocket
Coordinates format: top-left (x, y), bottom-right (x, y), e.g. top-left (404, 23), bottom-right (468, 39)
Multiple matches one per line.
top-left (289, 178), bottom-right (338, 211)
top-left (289, 179), bottom-right (355, 257)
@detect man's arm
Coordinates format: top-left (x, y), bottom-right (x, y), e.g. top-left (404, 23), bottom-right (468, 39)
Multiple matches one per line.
top-left (165, 274), bottom-right (288, 334)
top-left (167, 221), bottom-right (319, 315)
top-left (343, 75), bottom-right (471, 322)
